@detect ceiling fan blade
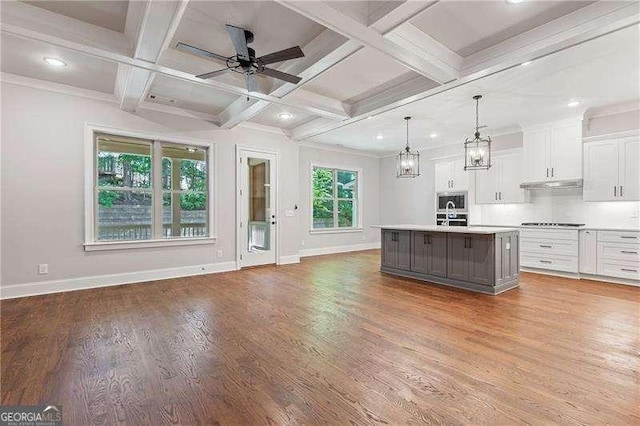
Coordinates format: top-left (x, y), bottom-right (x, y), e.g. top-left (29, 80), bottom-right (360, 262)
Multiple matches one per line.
top-left (196, 69), bottom-right (229, 79)
top-left (246, 73), bottom-right (260, 93)
top-left (225, 24), bottom-right (250, 61)
top-left (257, 46), bottom-right (304, 66)
top-left (258, 67), bottom-right (302, 84)
top-left (175, 42), bottom-right (228, 63)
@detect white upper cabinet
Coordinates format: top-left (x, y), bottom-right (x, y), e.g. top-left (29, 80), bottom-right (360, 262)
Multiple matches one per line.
top-left (435, 159), bottom-right (468, 192)
top-left (523, 119), bottom-right (582, 182)
top-left (584, 136), bottom-right (639, 201)
top-left (475, 151), bottom-right (527, 204)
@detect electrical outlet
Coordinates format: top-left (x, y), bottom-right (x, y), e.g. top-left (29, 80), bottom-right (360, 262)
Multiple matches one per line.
top-left (217, 250), bottom-right (223, 258)
top-left (38, 264), bottom-right (48, 275)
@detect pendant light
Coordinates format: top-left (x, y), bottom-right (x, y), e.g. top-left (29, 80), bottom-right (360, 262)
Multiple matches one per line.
top-left (397, 116), bottom-right (420, 178)
top-left (464, 95), bottom-right (492, 171)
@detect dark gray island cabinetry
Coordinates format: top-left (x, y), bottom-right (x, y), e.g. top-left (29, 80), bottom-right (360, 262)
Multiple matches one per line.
top-left (374, 226), bottom-right (520, 295)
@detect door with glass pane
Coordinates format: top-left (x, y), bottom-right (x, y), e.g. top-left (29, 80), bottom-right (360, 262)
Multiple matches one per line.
top-left (238, 149), bottom-right (277, 267)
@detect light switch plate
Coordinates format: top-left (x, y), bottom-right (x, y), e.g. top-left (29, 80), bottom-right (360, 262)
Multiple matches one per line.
top-left (505, 242), bottom-right (511, 250)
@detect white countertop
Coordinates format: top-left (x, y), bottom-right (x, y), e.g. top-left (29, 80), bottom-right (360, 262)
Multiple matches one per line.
top-left (372, 225), bottom-right (519, 234)
top-left (472, 224), bottom-right (640, 232)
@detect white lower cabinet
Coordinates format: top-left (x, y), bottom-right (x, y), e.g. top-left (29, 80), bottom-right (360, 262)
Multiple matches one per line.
top-left (596, 231), bottom-right (640, 280)
top-left (579, 230), bottom-right (597, 274)
top-left (520, 228), bottom-right (579, 273)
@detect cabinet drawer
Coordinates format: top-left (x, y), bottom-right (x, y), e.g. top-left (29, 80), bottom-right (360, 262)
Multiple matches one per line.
top-left (597, 241), bottom-right (640, 262)
top-left (597, 230), bottom-right (640, 243)
top-left (521, 253), bottom-right (578, 273)
top-left (521, 238), bottom-right (578, 257)
top-left (520, 228), bottom-right (578, 241)
top-left (597, 258), bottom-right (640, 280)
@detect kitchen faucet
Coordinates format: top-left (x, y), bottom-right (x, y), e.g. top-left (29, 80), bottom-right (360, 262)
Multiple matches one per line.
top-left (444, 200), bottom-right (456, 226)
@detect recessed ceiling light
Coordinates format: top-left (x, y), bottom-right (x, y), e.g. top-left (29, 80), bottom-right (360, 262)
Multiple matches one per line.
top-left (367, 116), bottom-right (373, 120)
top-left (376, 134), bottom-right (383, 140)
top-left (567, 101), bottom-right (581, 108)
top-left (43, 57), bottom-right (67, 67)
top-left (278, 112), bottom-right (293, 120)
top-left (521, 61), bottom-right (532, 67)
top-left (506, 0), bottom-right (524, 4)
top-left (430, 133), bottom-right (438, 138)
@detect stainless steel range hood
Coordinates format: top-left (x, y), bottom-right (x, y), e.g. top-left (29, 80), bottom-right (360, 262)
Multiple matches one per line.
top-left (519, 179), bottom-right (583, 190)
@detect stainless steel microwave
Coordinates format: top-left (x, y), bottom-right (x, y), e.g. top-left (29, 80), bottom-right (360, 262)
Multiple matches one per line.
top-left (436, 191), bottom-right (468, 213)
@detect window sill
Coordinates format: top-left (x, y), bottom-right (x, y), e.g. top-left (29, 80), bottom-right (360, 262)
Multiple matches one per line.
top-left (309, 227), bottom-right (364, 235)
top-left (84, 236), bottom-right (217, 252)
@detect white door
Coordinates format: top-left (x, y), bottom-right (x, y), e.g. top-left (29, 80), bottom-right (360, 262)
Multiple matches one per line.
top-left (619, 137), bottom-right (640, 201)
top-left (524, 128), bottom-right (550, 182)
top-left (475, 163), bottom-right (500, 204)
top-left (583, 140), bottom-right (618, 201)
top-left (550, 122), bottom-right (581, 180)
top-left (435, 161), bottom-right (451, 192)
top-left (451, 159), bottom-right (468, 191)
top-left (499, 154), bottom-right (526, 204)
top-left (238, 149), bottom-right (277, 267)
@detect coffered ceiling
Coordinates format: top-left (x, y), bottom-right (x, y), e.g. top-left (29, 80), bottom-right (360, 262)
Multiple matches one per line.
top-left (1, 0), bottom-right (638, 153)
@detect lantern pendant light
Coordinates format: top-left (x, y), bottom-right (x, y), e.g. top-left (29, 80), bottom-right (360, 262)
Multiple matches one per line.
top-left (397, 116), bottom-right (420, 178)
top-left (464, 95), bottom-right (492, 171)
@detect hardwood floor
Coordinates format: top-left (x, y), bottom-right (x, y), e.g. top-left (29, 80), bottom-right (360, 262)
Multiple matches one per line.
top-left (2, 250), bottom-right (639, 425)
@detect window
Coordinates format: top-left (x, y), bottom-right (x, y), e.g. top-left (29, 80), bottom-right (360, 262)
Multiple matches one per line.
top-left (311, 165), bottom-right (360, 230)
top-left (93, 132), bottom-right (211, 244)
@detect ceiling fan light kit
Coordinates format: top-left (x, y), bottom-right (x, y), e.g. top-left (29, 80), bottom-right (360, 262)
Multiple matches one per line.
top-left (464, 95), bottom-right (492, 171)
top-left (176, 24), bottom-right (305, 93)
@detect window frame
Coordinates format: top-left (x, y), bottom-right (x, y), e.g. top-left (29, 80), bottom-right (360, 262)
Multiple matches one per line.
top-left (309, 162), bottom-right (363, 234)
top-left (84, 124), bottom-right (216, 251)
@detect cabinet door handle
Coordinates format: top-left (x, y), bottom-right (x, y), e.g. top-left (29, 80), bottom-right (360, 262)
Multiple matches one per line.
top-left (499, 192), bottom-right (502, 200)
top-left (614, 186), bottom-right (617, 197)
top-left (620, 185), bottom-right (623, 197)
top-left (451, 180), bottom-right (454, 188)
top-left (464, 237), bottom-right (467, 248)
top-left (495, 192), bottom-right (498, 200)
top-left (551, 167), bottom-right (554, 177)
top-left (539, 245), bottom-right (552, 248)
top-left (546, 168), bottom-right (549, 178)
top-left (423, 234), bottom-right (428, 245)
top-left (620, 236), bottom-right (637, 239)
top-left (468, 237), bottom-right (473, 249)
top-left (428, 234), bottom-right (432, 245)
top-left (540, 260), bottom-right (552, 264)
top-left (621, 251), bottom-right (638, 254)
top-left (621, 268), bottom-right (637, 272)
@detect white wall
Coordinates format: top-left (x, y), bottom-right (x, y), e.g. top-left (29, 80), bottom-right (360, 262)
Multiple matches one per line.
top-left (298, 145), bottom-right (381, 253)
top-left (0, 83), bottom-right (302, 289)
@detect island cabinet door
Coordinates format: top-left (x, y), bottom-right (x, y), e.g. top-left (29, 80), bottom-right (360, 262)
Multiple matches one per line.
top-left (427, 232), bottom-right (448, 278)
top-left (381, 230), bottom-right (396, 268)
top-left (468, 235), bottom-right (495, 286)
top-left (396, 231), bottom-right (412, 271)
top-left (411, 232), bottom-right (428, 273)
top-left (447, 234), bottom-right (470, 281)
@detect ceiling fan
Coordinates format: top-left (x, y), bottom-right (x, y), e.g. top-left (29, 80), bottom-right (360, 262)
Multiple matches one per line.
top-left (176, 24), bottom-right (305, 93)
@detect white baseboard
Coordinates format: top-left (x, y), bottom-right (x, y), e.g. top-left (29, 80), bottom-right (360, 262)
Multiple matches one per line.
top-left (522, 268), bottom-right (640, 287)
top-left (299, 242), bottom-right (380, 258)
top-left (278, 255), bottom-right (301, 265)
top-left (0, 261), bottom-right (238, 300)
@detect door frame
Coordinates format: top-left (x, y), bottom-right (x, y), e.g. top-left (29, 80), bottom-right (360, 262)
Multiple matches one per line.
top-left (235, 145), bottom-right (279, 268)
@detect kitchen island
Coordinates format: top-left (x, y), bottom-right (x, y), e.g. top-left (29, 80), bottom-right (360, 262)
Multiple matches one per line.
top-left (373, 225), bottom-right (520, 295)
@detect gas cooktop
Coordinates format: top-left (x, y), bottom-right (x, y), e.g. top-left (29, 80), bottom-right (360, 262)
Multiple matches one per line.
top-left (521, 222), bottom-right (585, 227)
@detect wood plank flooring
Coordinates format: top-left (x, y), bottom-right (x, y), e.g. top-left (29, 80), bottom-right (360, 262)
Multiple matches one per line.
top-left (2, 250), bottom-right (639, 425)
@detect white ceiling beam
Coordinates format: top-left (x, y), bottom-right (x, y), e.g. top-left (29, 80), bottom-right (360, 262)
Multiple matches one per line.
top-left (288, 0), bottom-right (640, 142)
top-left (368, 1), bottom-right (437, 35)
top-left (275, 0), bottom-right (459, 84)
top-left (1, 72), bottom-right (118, 104)
top-left (0, 19), bottom-right (349, 121)
top-left (461, 1), bottom-right (640, 76)
top-left (216, 30), bottom-right (361, 129)
top-left (118, 0), bottom-right (189, 112)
